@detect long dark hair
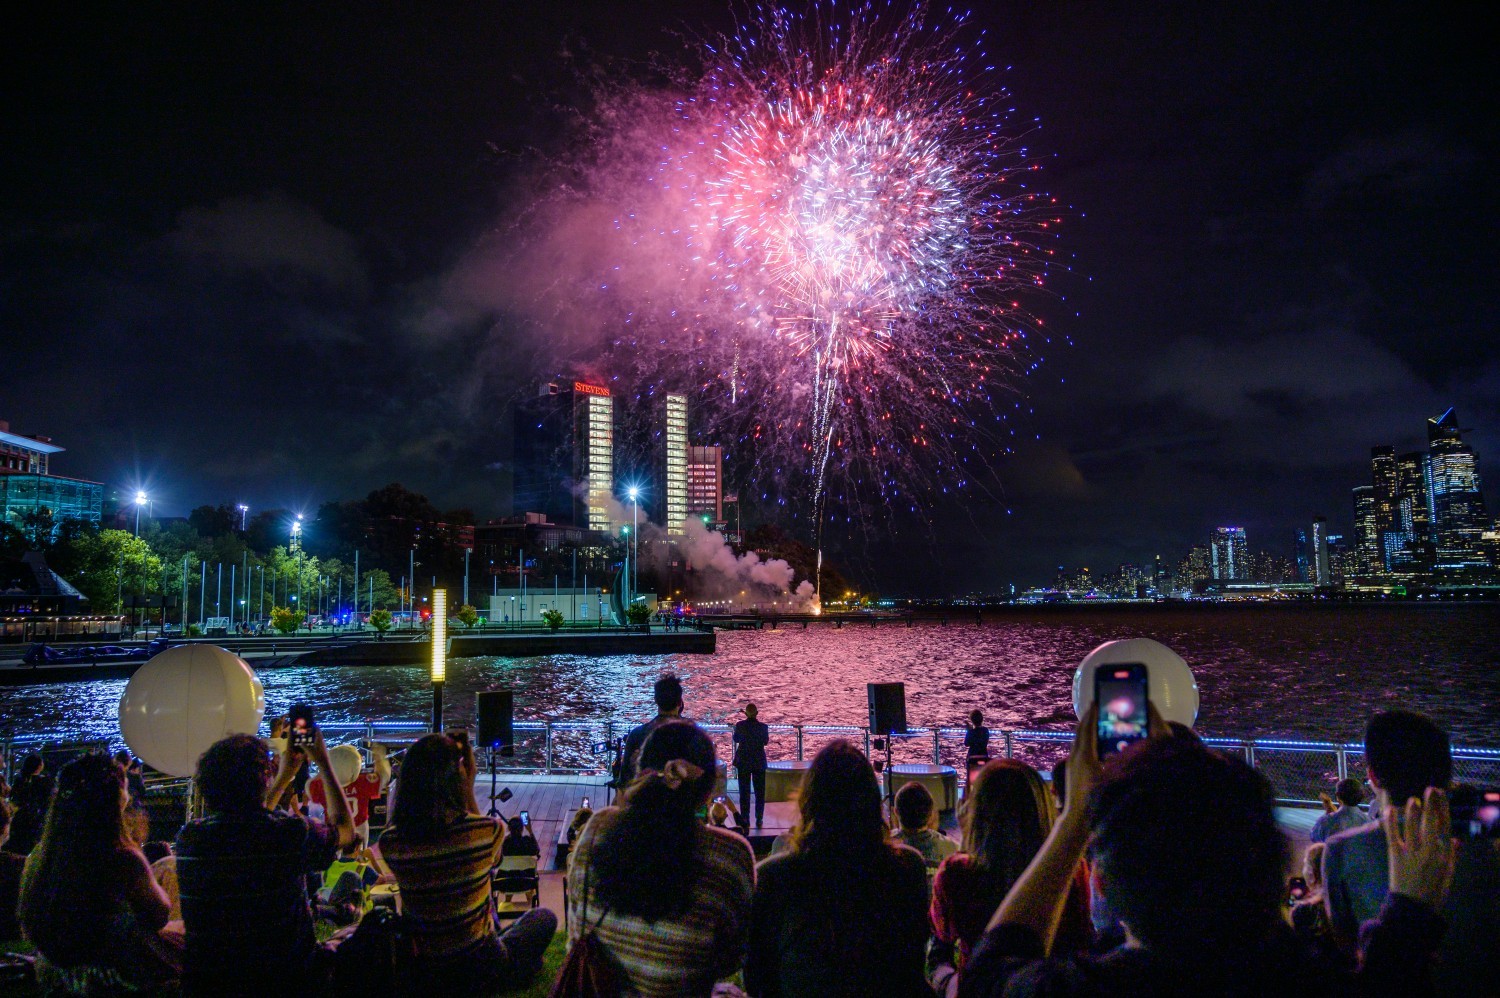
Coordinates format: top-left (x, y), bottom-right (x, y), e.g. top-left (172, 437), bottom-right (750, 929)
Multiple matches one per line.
top-left (787, 740), bottom-right (887, 858)
top-left (19, 754), bottom-right (134, 958)
top-left (593, 720), bottom-right (716, 921)
top-left (961, 759), bottom-right (1052, 897)
top-left (388, 733), bottom-right (468, 839)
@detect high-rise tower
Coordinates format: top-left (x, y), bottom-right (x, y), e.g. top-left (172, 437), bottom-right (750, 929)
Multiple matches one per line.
top-left (512, 382), bottom-right (615, 531)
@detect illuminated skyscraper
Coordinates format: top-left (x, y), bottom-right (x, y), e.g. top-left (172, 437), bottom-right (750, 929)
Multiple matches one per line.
top-left (1427, 408), bottom-right (1489, 567)
top-left (1310, 517), bottom-right (1331, 587)
top-left (513, 382), bottom-right (614, 530)
top-left (1370, 446), bottom-right (1398, 562)
top-left (1209, 526), bottom-right (1248, 580)
top-left (1352, 485), bottom-right (1378, 574)
top-left (662, 394), bottom-right (688, 536)
top-left (686, 445), bottom-right (724, 524)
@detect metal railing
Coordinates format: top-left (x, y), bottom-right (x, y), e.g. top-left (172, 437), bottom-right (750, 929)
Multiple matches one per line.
top-left (9, 719), bottom-right (1498, 807)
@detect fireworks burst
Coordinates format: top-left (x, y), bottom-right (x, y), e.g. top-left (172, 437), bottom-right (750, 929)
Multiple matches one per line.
top-left (512, 1), bottom-right (1067, 545)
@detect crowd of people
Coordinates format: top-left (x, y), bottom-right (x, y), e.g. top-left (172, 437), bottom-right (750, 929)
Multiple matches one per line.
top-left (2, 675), bottom-right (1497, 996)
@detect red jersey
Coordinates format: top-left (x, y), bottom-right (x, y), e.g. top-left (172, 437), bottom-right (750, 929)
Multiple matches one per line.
top-left (309, 771), bottom-right (383, 827)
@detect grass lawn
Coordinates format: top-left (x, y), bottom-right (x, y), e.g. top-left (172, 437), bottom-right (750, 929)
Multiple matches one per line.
top-left (1, 932), bottom-right (570, 996)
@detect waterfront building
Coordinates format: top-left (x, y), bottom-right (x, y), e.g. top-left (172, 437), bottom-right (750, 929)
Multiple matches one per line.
top-left (1210, 526), bottom-right (1249, 581)
top-left (1293, 528), bottom-right (1309, 582)
top-left (488, 587), bottom-right (610, 625)
top-left (1426, 408), bottom-right (1490, 569)
top-left (1370, 446), bottom-right (1399, 561)
top-left (1352, 485), bottom-right (1379, 575)
top-left (645, 392), bottom-right (690, 537)
top-left (1310, 517), bottom-right (1331, 587)
top-left (472, 513), bottom-right (616, 595)
top-left (1393, 450), bottom-right (1436, 571)
top-left (513, 381), bottom-right (615, 531)
top-left (1152, 554), bottom-right (1171, 593)
top-left (1178, 545), bottom-right (1211, 587)
top-left (0, 420), bottom-right (104, 538)
top-left (686, 445), bottom-right (725, 525)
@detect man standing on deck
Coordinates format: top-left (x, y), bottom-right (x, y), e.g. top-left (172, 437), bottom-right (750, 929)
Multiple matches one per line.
top-left (617, 674), bottom-right (685, 788)
top-left (733, 702), bottom-right (770, 828)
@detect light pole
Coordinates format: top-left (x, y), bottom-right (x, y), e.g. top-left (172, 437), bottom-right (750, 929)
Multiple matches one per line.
top-left (431, 589), bottom-right (447, 730)
top-left (291, 516), bottom-right (303, 624)
top-left (134, 490), bottom-right (149, 536)
top-left (463, 547), bottom-right (471, 608)
top-left (627, 486), bottom-right (640, 601)
top-left (236, 503), bottom-right (249, 532)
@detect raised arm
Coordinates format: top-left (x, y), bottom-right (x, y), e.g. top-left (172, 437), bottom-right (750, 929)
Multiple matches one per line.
top-left (307, 731), bottom-right (355, 850)
top-left (988, 704), bottom-right (1101, 952)
top-left (265, 744), bottom-right (305, 810)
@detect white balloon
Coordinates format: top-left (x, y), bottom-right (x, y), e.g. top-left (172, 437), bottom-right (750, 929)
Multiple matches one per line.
top-left (118, 645), bottom-right (266, 777)
top-left (1072, 638), bottom-right (1199, 727)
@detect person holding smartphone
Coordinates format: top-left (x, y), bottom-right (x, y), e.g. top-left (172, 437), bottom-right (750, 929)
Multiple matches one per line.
top-left (379, 731), bottom-right (556, 991)
top-left (173, 725), bottom-right (355, 995)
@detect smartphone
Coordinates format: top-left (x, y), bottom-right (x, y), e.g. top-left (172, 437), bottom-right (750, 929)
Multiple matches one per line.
top-left (520, 810), bottom-right (530, 827)
top-left (447, 729), bottom-right (470, 749)
top-left (288, 703), bottom-right (317, 748)
top-left (713, 795), bottom-right (727, 804)
top-left (581, 797), bottom-right (590, 809)
top-left (1286, 876), bottom-right (1309, 904)
top-left (1452, 788), bottom-right (1500, 839)
top-left (1095, 664), bottom-right (1149, 758)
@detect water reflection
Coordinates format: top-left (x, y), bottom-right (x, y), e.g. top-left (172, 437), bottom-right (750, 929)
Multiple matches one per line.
top-left (3, 605), bottom-right (1497, 746)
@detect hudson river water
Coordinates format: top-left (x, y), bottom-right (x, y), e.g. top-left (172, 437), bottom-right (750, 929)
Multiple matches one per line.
top-left (4, 604), bottom-right (1498, 748)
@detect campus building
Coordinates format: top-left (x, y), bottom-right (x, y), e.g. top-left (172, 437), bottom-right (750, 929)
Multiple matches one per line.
top-left (0, 420), bottom-right (104, 537)
top-left (512, 382), bottom-right (615, 531)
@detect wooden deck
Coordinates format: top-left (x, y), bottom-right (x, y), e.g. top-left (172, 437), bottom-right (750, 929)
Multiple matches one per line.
top-left (474, 773), bottom-right (1323, 874)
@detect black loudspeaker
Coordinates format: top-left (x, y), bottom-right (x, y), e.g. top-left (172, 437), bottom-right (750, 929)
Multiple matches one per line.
top-left (476, 690), bottom-right (514, 750)
top-left (867, 682), bottom-right (907, 735)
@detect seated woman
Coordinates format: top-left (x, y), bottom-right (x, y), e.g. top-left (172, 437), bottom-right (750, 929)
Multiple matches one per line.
top-left (929, 759), bottom-right (1090, 989)
top-left (746, 740), bottom-right (931, 998)
top-left (18, 754), bottom-right (180, 992)
top-left (566, 719), bottom-right (755, 996)
top-left (377, 733), bottom-right (556, 991)
top-left (5, 754), bottom-right (54, 856)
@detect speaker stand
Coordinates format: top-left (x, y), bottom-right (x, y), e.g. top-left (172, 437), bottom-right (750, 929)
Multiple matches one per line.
top-left (486, 746), bottom-right (504, 819)
top-left (882, 734), bottom-right (896, 812)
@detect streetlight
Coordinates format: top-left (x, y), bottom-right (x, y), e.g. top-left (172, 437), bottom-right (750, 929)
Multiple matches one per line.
top-left (134, 491), bottom-right (149, 536)
top-left (236, 503), bottom-right (249, 531)
top-left (291, 516), bottom-right (303, 623)
top-left (626, 485), bottom-right (640, 600)
top-left (463, 547), bottom-right (472, 608)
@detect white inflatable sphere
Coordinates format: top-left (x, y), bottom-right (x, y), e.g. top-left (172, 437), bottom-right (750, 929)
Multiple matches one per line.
top-left (1072, 638), bottom-right (1199, 727)
top-left (119, 645), bottom-right (266, 777)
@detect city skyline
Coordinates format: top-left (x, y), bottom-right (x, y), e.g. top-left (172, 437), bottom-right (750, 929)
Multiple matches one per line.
top-left (2, 2), bottom-right (1495, 591)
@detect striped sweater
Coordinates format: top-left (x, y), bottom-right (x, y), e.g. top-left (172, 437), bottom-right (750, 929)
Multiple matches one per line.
top-left (379, 814), bottom-right (505, 958)
top-left (566, 807), bottom-right (755, 996)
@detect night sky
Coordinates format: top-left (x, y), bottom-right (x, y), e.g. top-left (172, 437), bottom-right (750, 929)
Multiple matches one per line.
top-left (4, 2), bottom-right (1495, 592)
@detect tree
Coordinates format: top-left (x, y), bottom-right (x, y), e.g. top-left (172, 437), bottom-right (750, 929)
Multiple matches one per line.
top-left (457, 604), bottom-right (479, 628)
top-left (540, 608), bottom-right (564, 631)
top-left (58, 529), bottom-right (163, 614)
top-left (626, 603), bottom-right (653, 626)
top-left (369, 608), bottom-right (393, 635)
top-left (188, 504), bottom-right (240, 539)
top-left (269, 606), bottom-right (304, 635)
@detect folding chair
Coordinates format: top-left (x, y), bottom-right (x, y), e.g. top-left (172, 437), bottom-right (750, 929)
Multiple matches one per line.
top-left (492, 853), bottom-right (540, 921)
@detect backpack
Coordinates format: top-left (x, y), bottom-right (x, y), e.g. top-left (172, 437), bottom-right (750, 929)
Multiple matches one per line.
top-left (549, 852), bottom-right (620, 998)
top-left (333, 906), bottom-right (417, 993)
